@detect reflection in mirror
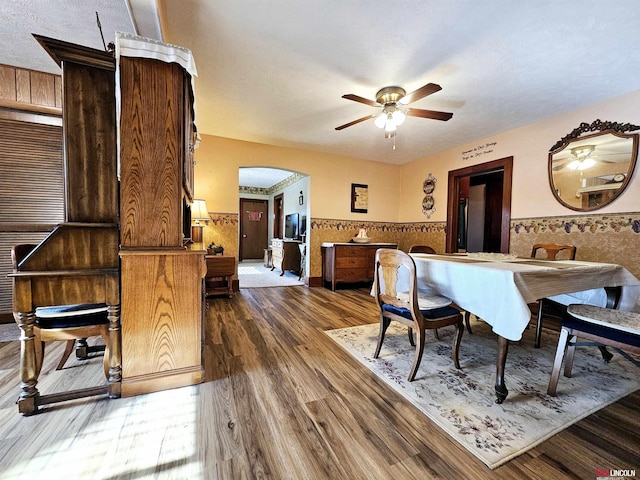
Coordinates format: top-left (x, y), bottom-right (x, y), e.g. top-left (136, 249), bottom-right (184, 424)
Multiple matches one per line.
top-left (549, 126), bottom-right (638, 211)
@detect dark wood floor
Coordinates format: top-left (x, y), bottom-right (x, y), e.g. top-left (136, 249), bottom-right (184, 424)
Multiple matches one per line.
top-left (0, 286), bottom-right (638, 479)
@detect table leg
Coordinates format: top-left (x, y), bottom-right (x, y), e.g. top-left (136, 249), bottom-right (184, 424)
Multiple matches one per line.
top-left (495, 335), bottom-right (509, 404)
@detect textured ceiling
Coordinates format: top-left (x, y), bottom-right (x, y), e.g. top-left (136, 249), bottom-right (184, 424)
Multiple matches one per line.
top-left (0, 0), bottom-right (136, 73)
top-left (3, 1), bottom-right (640, 176)
top-left (238, 167), bottom-right (296, 189)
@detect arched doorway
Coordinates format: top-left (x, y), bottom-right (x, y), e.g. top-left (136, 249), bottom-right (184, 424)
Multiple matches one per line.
top-left (238, 167), bottom-right (310, 286)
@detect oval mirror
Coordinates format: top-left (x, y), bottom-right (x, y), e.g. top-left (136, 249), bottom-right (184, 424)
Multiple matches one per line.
top-left (549, 127), bottom-right (638, 211)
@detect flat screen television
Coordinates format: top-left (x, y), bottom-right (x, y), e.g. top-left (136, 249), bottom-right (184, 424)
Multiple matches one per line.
top-left (284, 213), bottom-right (299, 239)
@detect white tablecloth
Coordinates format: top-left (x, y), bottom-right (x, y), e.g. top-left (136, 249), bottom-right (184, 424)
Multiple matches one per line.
top-left (409, 254), bottom-right (640, 341)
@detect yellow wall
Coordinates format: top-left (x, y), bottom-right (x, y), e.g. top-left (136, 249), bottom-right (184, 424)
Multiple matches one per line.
top-left (194, 136), bottom-right (401, 221)
top-left (399, 89), bottom-right (640, 222)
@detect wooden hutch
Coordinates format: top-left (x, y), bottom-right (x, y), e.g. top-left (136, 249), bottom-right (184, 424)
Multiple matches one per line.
top-left (116, 34), bottom-right (205, 396)
top-left (14, 34), bottom-right (205, 407)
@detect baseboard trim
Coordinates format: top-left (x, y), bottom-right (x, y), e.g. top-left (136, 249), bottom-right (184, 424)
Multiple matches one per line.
top-left (121, 365), bottom-right (203, 398)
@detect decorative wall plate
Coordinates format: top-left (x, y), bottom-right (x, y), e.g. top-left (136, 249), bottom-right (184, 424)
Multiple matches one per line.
top-left (422, 195), bottom-right (436, 218)
top-left (423, 174), bottom-right (436, 194)
top-left (422, 173), bottom-right (437, 218)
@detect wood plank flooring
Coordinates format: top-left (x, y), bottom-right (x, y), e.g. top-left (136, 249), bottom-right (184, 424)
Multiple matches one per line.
top-left (0, 286), bottom-right (638, 479)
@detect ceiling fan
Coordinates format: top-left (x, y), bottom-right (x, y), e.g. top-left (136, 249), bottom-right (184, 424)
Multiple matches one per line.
top-left (552, 145), bottom-right (618, 171)
top-left (335, 83), bottom-right (453, 139)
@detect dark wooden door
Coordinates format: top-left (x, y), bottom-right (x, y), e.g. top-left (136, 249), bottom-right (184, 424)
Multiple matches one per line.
top-left (240, 198), bottom-right (269, 260)
top-left (446, 157), bottom-right (512, 253)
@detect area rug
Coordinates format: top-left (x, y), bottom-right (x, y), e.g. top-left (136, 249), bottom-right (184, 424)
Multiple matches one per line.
top-left (325, 320), bottom-right (640, 469)
top-left (238, 262), bottom-right (304, 288)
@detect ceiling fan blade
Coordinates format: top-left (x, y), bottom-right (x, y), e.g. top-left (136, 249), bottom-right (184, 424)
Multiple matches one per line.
top-left (400, 83), bottom-right (442, 104)
top-left (335, 114), bottom-right (377, 130)
top-left (552, 158), bottom-right (570, 170)
top-left (406, 108), bottom-right (453, 121)
top-left (342, 94), bottom-right (380, 107)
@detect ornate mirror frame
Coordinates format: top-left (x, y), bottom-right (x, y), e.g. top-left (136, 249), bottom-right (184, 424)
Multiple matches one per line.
top-left (548, 119), bottom-right (640, 212)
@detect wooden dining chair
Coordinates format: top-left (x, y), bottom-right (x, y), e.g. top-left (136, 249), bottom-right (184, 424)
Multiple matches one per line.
top-left (12, 244), bottom-right (110, 375)
top-left (14, 245), bottom-right (109, 374)
top-left (531, 243), bottom-right (577, 261)
top-left (373, 248), bottom-right (464, 381)
top-left (409, 245), bottom-right (436, 254)
top-left (547, 304), bottom-right (640, 396)
top-left (408, 244), bottom-right (464, 337)
top-left (11, 236), bottom-right (121, 415)
top-left (32, 304), bottom-right (110, 376)
top-left (531, 243), bottom-right (577, 347)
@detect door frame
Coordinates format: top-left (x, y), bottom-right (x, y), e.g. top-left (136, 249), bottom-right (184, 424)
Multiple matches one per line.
top-left (446, 156), bottom-right (513, 253)
top-left (273, 193), bottom-right (284, 238)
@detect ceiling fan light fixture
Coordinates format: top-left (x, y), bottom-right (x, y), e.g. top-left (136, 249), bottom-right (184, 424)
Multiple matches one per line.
top-left (567, 144), bottom-right (597, 170)
top-left (567, 157), bottom-right (596, 170)
top-left (374, 112), bottom-right (387, 129)
top-left (392, 109), bottom-right (406, 126)
top-left (384, 113), bottom-right (396, 133)
top-left (570, 145), bottom-right (596, 159)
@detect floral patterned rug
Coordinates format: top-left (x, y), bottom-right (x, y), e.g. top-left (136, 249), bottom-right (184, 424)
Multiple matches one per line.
top-left (325, 319), bottom-right (640, 469)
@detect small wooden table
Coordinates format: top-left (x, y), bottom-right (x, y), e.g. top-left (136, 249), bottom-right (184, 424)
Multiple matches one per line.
top-left (205, 255), bottom-right (236, 297)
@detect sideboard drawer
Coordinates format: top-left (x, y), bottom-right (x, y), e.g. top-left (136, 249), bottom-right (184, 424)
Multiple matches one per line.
top-left (335, 245), bottom-right (365, 257)
top-left (335, 256), bottom-right (368, 268)
top-left (335, 267), bottom-right (368, 282)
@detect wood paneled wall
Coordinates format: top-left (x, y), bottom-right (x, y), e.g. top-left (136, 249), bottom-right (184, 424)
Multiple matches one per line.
top-left (0, 65), bottom-right (64, 320)
top-left (0, 64), bottom-right (62, 114)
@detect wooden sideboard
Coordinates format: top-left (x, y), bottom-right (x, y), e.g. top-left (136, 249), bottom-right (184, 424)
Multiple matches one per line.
top-left (321, 242), bottom-right (397, 291)
top-left (271, 239), bottom-right (301, 276)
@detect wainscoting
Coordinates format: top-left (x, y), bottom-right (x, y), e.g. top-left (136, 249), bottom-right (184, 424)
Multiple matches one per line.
top-left (202, 211), bottom-right (640, 287)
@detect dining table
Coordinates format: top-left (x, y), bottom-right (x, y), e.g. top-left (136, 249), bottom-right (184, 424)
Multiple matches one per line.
top-left (407, 252), bottom-right (640, 403)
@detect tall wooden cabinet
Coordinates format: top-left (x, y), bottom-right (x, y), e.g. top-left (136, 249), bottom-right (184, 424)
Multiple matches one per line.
top-left (117, 37), bottom-right (205, 397)
top-left (24, 34), bottom-right (205, 405)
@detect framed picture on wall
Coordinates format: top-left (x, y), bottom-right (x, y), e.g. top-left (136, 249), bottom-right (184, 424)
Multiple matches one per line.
top-left (351, 183), bottom-right (368, 213)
